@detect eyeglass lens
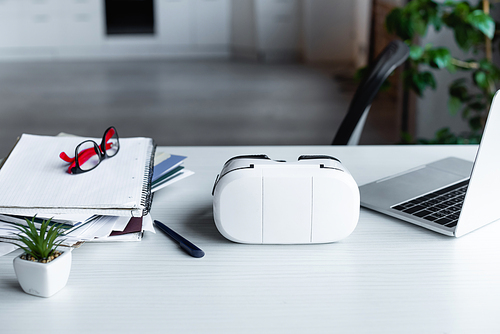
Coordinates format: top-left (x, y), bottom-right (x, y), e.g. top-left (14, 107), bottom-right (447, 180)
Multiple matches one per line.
top-left (76, 141), bottom-right (101, 172)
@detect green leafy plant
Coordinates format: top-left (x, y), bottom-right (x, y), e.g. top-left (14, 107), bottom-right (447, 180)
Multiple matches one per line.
top-left (12, 217), bottom-right (65, 262)
top-left (385, 0), bottom-right (499, 143)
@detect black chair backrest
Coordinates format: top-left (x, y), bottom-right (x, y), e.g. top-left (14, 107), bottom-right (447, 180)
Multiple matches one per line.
top-left (332, 40), bottom-right (410, 145)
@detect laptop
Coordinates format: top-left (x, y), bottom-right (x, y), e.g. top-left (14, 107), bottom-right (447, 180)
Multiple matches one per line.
top-left (359, 90), bottom-right (500, 237)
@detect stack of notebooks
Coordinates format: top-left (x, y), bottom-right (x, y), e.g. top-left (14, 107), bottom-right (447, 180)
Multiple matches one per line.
top-left (0, 133), bottom-right (193, 256)
top-left (152, 152), bottom-right (194, 192)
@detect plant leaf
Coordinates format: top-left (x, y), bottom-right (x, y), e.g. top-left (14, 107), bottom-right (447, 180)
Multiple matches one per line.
top-left (420, 71), bottom-right (437, 89)
top-left (453, 24), bottom-right (472, 51)
top-left (467, 10), bottom-right (495, 39)
top-left (409, 45), bottom-right (424, 60)
top-left (474, 71), bottom-right (488, 90)
top-left (429, 48), bottom-right (452, 69)
top-left (11, 217), bottom-right (65, 260)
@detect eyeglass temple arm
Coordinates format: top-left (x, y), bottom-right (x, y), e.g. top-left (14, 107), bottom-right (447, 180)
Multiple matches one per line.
top-left (59, 145), bottom-right (98, 164)
top-left (59, 151), bottom-right (74, 163)
top-left (66, 148), bottom-right (98, 173)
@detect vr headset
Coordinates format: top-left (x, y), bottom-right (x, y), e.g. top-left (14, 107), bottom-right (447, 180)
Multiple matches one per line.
top-left (212, 155), bottom-right (360, 244)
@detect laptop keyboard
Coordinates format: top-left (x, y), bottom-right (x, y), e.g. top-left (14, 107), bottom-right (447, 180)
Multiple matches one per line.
top-left (391, 180), bottom-right (469, 228)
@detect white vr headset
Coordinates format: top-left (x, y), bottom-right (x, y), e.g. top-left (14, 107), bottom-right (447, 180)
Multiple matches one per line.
top-left (212, 155), bottom-right (360, 244)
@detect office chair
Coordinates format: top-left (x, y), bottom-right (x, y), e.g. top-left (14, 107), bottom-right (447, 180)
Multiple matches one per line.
top-left (332, 40), bottom-right (410, 145)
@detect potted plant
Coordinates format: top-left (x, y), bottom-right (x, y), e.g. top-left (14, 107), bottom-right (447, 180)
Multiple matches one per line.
top-left (384, 0), bottom-right (498, 143)
top-left (12, 217), bottom-right (72, 298)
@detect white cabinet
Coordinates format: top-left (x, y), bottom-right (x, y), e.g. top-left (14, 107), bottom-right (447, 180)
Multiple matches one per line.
top-left (0, 0), bottom-right (230, 59)
top-left (21, 0), bottom-right (59, 12)
top-left (20, 1), bottom-right (61, 47)
top-left (156, 0), bottom-right (192, 45)
top-left (255, 0), bottom-right (300, 52)
top-left (194, 0), bottom-right (230, 45)
top-left (231, 0), bottom-right (300, 61)
top-left (156, 0), bottom-right (229, 46)
top-left (0, 0), bottom-right (103, 48)
top-left (0, 0), bottom-right (22, 48)
top-left (0, 0), bottom-right (18, 12)
top-left (60, 0), bottom-right (103, 46)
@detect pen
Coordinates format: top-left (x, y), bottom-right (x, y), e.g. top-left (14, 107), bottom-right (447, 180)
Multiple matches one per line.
top-left (154, 220), bottom-right (205, 258)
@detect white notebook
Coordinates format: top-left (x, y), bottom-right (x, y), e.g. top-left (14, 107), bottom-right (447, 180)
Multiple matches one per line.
top-left (0, 134), bottom-right (155, 217)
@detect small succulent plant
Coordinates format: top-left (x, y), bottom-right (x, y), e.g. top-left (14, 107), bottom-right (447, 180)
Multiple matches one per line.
top-left (12, 217), bottom-right (65, 263)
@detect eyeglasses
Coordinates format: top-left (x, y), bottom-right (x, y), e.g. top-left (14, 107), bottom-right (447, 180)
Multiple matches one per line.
top-left (59, 126), bottom-right (120, 174)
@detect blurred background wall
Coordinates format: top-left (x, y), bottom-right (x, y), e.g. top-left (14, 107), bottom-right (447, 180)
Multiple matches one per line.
top-left (3, 0), bottom-right (490, 153)
top-left (0, 0), bottom-right (378, 158)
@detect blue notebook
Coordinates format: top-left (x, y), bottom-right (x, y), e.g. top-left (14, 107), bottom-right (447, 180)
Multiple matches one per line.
top-left (152, 154), bottom-right (186, 182)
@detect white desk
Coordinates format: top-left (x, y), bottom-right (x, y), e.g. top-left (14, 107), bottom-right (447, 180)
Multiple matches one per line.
top-left (1, 145), bottom-right (500, 334)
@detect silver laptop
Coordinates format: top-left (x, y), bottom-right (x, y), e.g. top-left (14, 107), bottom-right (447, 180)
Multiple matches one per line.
top-left (360, 90), bottom-right (500, 237)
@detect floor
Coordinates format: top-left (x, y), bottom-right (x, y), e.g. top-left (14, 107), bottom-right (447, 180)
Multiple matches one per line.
top-left (0, 59), bottom-right (397, 158)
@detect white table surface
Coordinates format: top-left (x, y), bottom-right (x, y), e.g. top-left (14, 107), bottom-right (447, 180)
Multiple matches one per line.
top-left (2, 145), bottom-right (500, 334)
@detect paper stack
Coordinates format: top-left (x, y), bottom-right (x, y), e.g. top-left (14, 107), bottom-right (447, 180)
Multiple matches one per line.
top-left (0, 133), bottom-right (193, 256)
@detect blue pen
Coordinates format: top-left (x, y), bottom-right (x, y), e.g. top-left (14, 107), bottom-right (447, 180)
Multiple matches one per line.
top-left (154, 220), bottom-right (205, 258)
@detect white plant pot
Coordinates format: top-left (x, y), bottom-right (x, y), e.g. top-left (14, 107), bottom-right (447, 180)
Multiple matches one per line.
top-left (13, 249), bottom-right (72, 298)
